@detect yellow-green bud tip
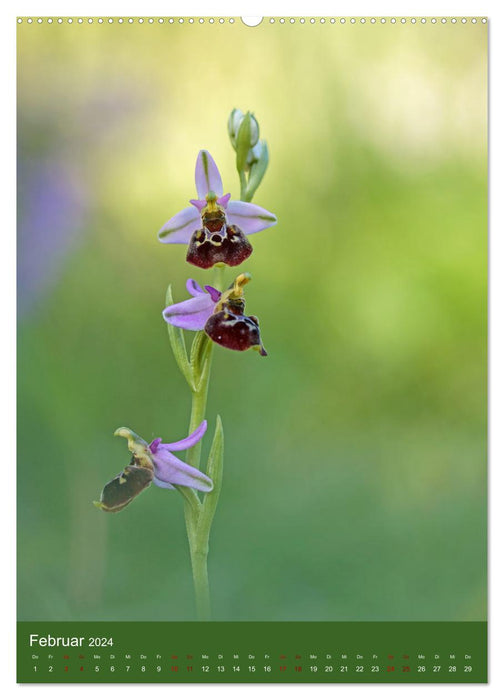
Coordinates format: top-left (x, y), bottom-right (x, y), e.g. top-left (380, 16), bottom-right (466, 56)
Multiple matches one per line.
top-left (114, 427), bottom-right (137, 439)
top-left (113, 427), bottom-right (151, 458)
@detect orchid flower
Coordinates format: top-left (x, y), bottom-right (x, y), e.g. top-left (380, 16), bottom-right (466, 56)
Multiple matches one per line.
top-left (158, 150), bottom-right (277, 269)
top-left (94, 421), bottom-right (212, 513)
top-left (163, 275), bottom-right (267, 356)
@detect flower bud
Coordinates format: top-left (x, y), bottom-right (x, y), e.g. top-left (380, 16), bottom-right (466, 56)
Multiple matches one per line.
top-left (246, 141), bottom-right (264, 167)
top-left (228, 109), bottom-right (260, 150)
top-left (228, 108), bottom-right (245, 148)
top-left (246, 140), bottom-right (269, 199)
top-left (233, 112), bottom-right (260, 172)
top-left (248, 113), bottom-right (260, 148)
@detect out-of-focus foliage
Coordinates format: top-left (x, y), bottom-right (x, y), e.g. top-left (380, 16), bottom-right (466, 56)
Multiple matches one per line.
top-left (17, 20), bottom-right (486, 621)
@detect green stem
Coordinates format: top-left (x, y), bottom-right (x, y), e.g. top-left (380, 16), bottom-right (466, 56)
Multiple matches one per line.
top-left (212, 263), bottom-right (225, 292)
top-left (177, 266), bottom-right (225, 621)
top-left (186, 349), bottom-right (213, 469)
top-left (175, 484), bottom-right (200, 542)
top-left (239, 170), bottom-right (249, 201)
top-left (184, 344), bottom-right (213, 621)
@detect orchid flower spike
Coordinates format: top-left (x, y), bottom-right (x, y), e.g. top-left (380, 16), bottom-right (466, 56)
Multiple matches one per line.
top-left (158, 150), bottom-right (277, 269)
top-left (94, 421), bottom-right (211, 513)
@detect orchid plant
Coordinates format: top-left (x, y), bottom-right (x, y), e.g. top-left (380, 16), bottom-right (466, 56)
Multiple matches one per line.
top-left (95, 110), bottom-right (276, 620)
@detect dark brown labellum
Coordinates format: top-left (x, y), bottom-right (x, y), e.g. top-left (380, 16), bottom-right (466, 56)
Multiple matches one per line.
top-left (204, 310), bottom-right (266, 354)
top-left (186, 224), bottom-right (253, 269)
top-left (95, 465), bottom-right (153, 513)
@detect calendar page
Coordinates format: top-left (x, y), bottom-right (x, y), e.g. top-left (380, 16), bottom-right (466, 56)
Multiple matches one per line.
top-left (16, 14), bottom-right (487, 684)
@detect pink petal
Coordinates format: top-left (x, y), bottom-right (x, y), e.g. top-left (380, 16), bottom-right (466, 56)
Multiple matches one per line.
top-left (160, 420), bottom-right (207, 453)
top-left (153, 451), bottom-right (213, 492)
top-left (158, 206), bottom-right (200, 244)
top-left (186, 279), bottom-right (204, 297)
top-left (226, 200), bottom-right (277, 235)
top-left (149, 438), bottom-right (163, 452)
top-left (204, 285), bottom-right (222, 303)
top-left (217, 193), bottom-right (231, 208)
top-left (152, 477), bottom-right (176, 490)
top-left (189, 198), bottom-right (206, 212)
top-left (195, 150), bottom-right (223, 198)
top-left (162, 293), bottom-right (215, 331)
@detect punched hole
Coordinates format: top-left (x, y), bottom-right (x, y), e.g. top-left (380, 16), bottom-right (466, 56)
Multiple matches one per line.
top-left (241, 16), bottom-right (263, 27)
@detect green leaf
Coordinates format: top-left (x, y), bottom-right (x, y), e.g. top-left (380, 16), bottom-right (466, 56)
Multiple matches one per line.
top-left (190, 331), bottom-right (213, 393)
top-left (201, 416), bottom-right (224, 527)
top-left (190, 330), bottom-right (209, 371)
top-left (165, 284), bottom-right (195, 390)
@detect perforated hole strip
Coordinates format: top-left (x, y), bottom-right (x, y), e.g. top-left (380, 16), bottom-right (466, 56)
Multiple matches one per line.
top-left (17, 16), bottom-right (488, 25)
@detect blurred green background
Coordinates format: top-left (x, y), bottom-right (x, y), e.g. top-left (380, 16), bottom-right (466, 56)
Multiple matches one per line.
top-left (17, 19), bottom-right (487, 621)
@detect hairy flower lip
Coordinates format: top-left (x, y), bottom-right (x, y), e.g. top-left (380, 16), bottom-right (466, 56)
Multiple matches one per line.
top-left (157, 150), bottom-right (277, 245)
